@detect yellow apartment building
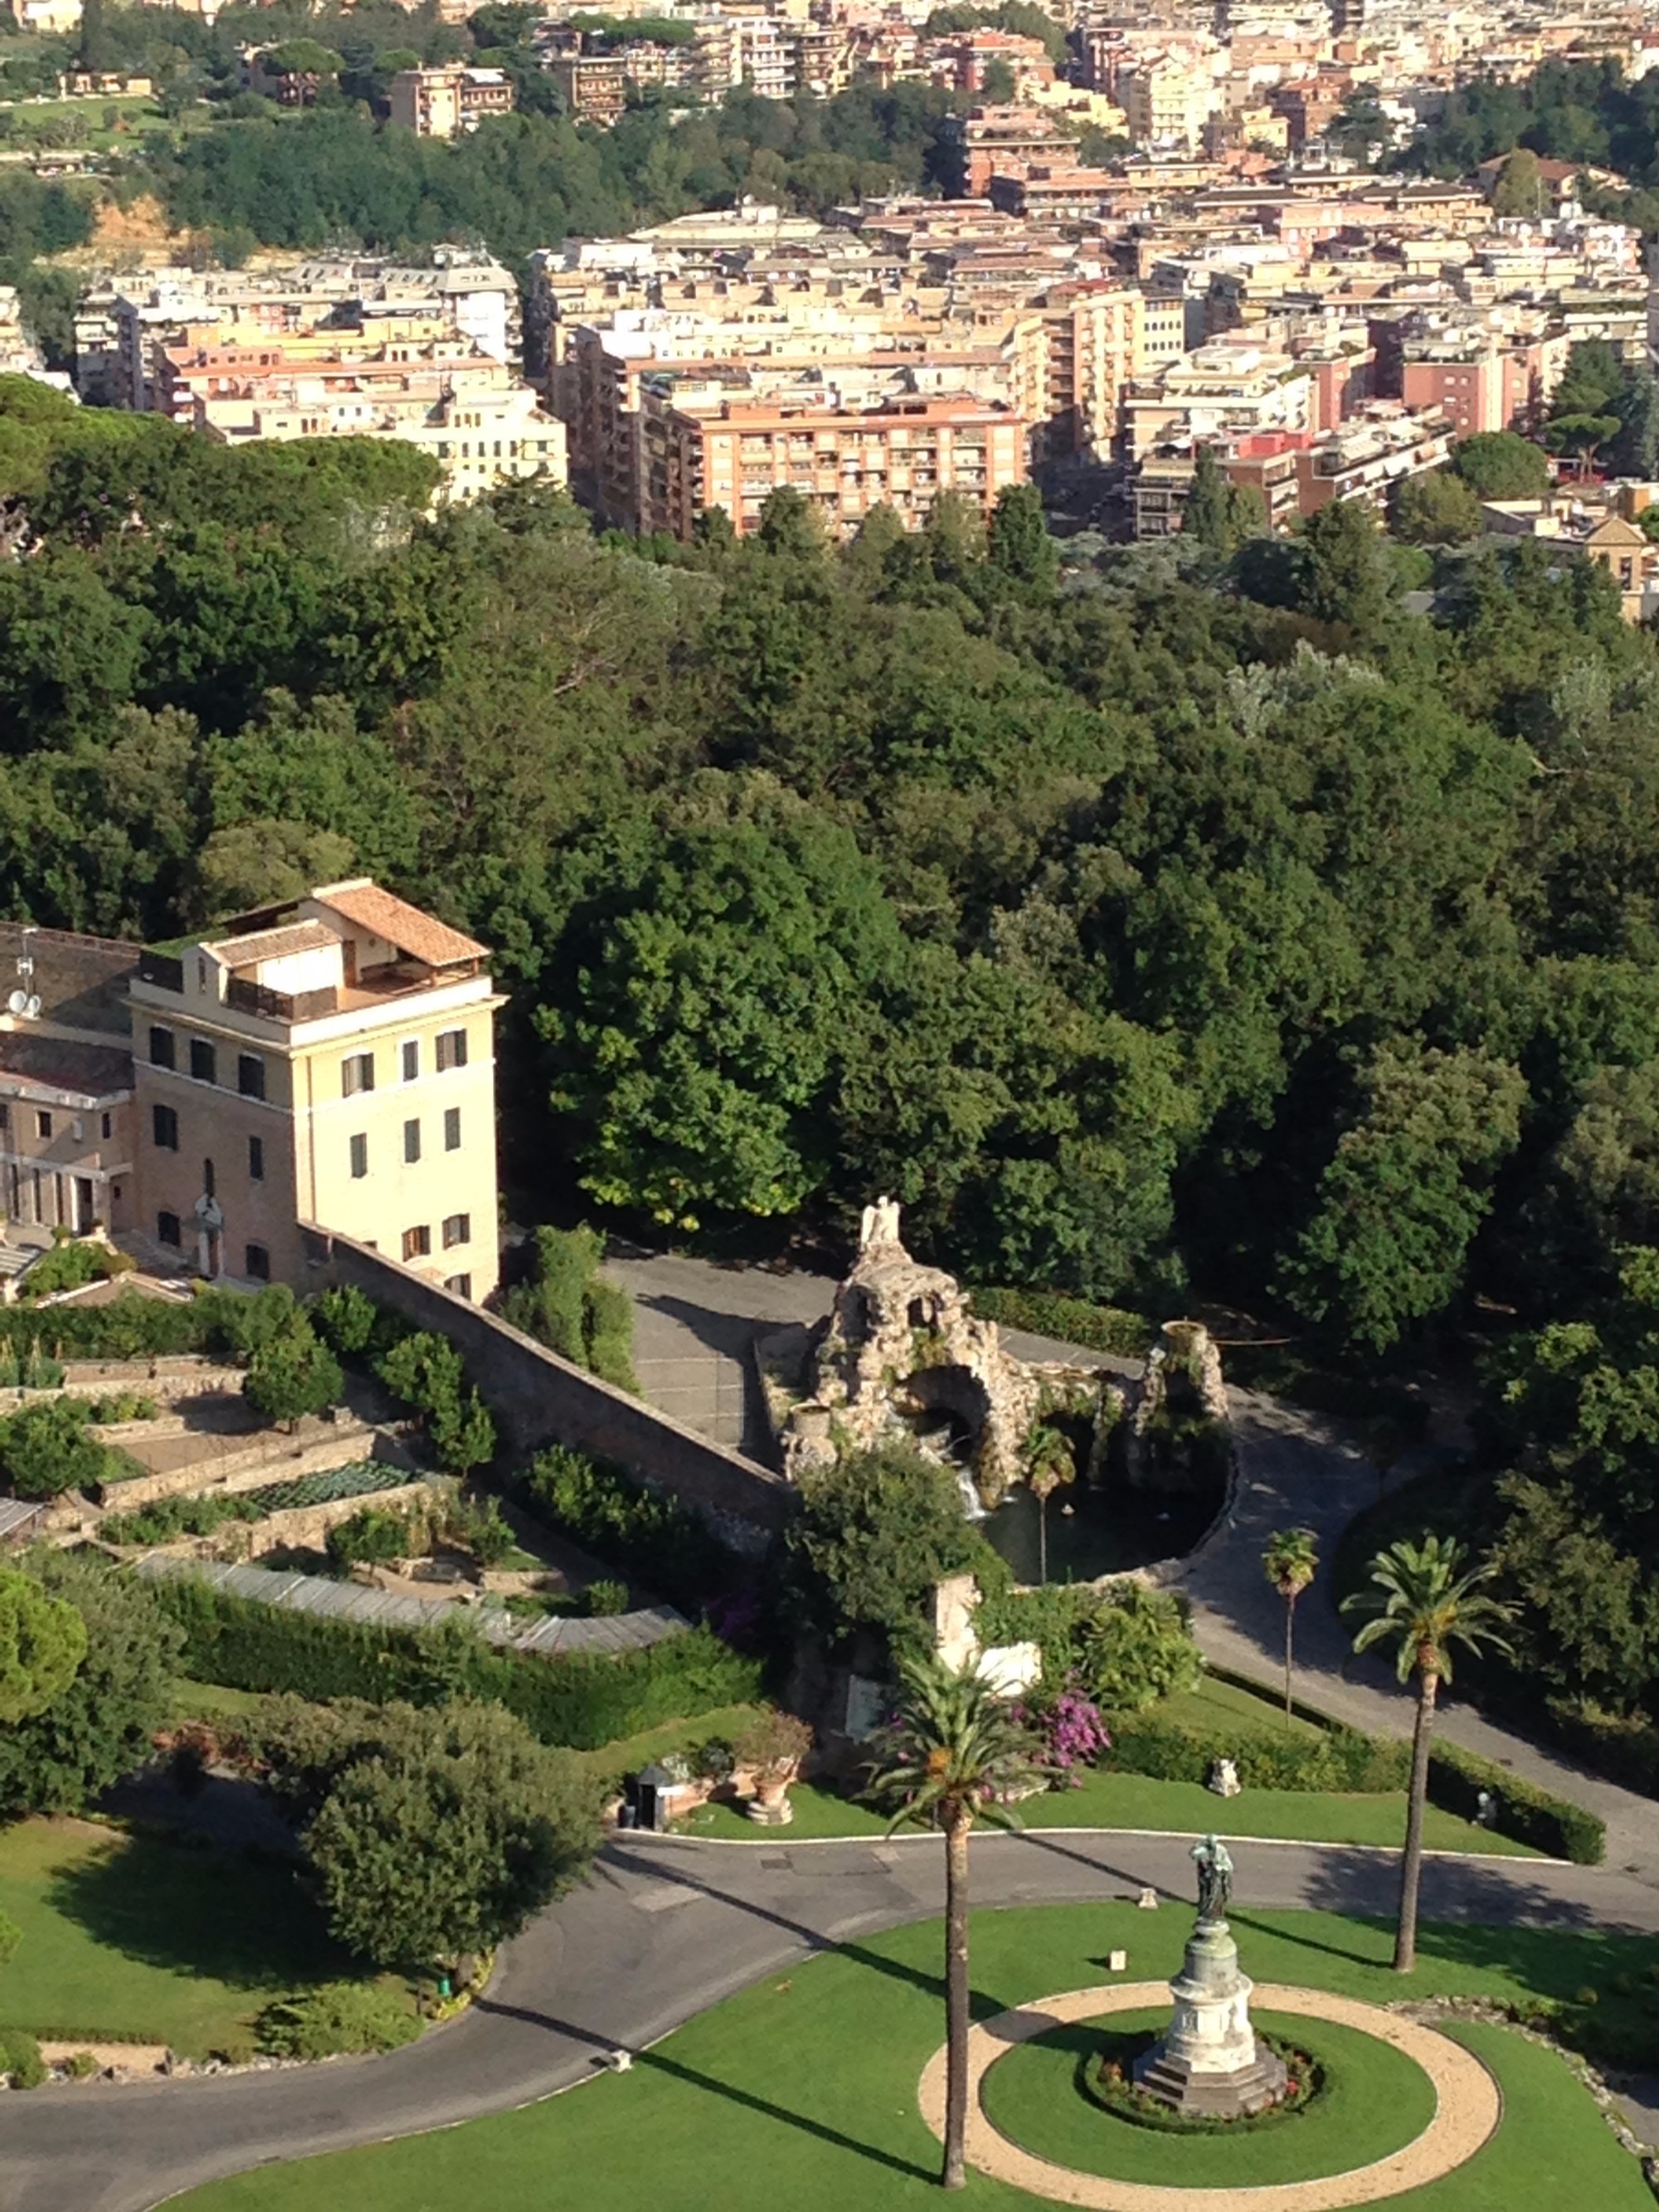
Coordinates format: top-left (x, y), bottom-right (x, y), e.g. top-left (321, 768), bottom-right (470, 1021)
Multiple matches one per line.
top-left (128, 882), bottom-right (504, 1301)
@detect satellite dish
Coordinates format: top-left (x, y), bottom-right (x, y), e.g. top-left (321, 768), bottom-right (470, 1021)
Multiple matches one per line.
top-left (24, 997), bottom-right (40, 1020)
top-left (6, 992), bottom-right (26, 1016)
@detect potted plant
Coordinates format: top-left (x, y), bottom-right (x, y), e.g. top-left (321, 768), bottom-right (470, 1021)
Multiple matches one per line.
top-left (735, 1711), bottom-right (813, 1826)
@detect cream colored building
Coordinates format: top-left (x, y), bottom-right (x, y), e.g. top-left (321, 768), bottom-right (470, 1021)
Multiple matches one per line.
top-left (129, 883), bottom-right (504, 1300)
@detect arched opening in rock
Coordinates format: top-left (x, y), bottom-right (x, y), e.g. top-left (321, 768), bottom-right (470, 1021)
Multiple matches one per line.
top-left (894, 1363), bottom-right (990, 1469)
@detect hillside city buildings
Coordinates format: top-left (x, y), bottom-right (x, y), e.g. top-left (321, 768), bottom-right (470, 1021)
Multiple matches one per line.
top-left (0, 886), bottom-right (504, 1303)
top-left (35, 0), bottom-right (1659, 551)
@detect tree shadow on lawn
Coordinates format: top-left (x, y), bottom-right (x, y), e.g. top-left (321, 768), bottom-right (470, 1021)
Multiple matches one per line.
top-left (46, 1836), bottom-right (350, 1991)
top-left (635, 2048), bottom-right (937, 2183)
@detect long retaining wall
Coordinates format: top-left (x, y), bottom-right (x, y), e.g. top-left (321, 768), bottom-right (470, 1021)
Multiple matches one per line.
top-left (300, 1225), bottom-right (794, 1554)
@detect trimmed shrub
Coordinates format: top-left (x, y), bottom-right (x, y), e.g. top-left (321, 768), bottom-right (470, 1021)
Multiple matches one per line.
top-left (501, 1226), bottom-right (639, 1394)
top-left (149, 1575), bottom-right (761, 1752)
top-left (1427, 1737), bottom-right (1605, 1866)
top-left (523, 1445), bottom-right (739, 1615)
top-left (0, 1397), bottom-right (123, 1499)
top-left (1105, 1707), bottom-right (1404, 1794)
top-left (326, 1504), bottom-right (415, 1571)
top-left (256, 1982), bottom-right (420, 2059)
top-left (0, 2029), bottom-right (46, 2089)
top-left (976, 1581), bottom-right (1204, 1707)
top-left (1542, 1698), bottom-right (1659, 1800)
top-left (582, 1579), bottom-right (630, 1617)
top-left (968, 1288), bottom-right (1153, 1357)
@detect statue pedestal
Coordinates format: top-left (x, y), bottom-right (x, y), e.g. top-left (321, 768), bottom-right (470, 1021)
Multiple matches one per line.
top-left (1131, 1918), bottom-right (1287, 2118)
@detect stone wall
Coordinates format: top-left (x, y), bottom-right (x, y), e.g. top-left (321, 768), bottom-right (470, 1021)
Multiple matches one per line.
top-left (129, 1476), bottom-right (442, 1565)
top-left (44, 1425), bottom-right (416, 1536)
top-left (301, 1226), bottom-right (793, 1555)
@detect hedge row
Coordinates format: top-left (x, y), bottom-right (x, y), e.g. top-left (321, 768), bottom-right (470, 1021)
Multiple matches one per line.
top-left (148, 1576), bottom-right (761, 1753)
top-left (1104, 1700), bottom-right (1604, 1865)
top-left (519, 1445), bottom-right (745, 1616)
top-left (1543, 1698), bottom-right (1659, 1800)
top-left (967, 1288), bottom-right (1154, 1358)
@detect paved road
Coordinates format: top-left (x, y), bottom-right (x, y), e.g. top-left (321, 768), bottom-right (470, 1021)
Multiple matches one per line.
top-left (2, 1830), bottom-right (1655, 2212)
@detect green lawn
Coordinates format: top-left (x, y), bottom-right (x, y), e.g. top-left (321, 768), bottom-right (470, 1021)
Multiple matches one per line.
top-left (170, 1676), bottom-right (266, 1725)
top-left (679, 1770), bottom-right (1536, 1854)
top-left (0, 1817), bottom-right (382, 2058)
top-left (1156, 1672), bottom-right (1326, 1739)
top-left (982, 2006), bottom-right (1437, 2183)
top-left (574, 1703), bottom-right (768, 1789)
top-left (163, 1902), bottom-right (1659, 2210)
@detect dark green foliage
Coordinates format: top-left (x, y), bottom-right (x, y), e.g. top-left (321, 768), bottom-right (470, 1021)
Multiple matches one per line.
top-left (1181, 445), bottom-right (1264, 554)
top-left (967, 1288), bottom-right (1154, 1355)
top-left (255, 1696), bottom-right (601, 1968)
top-left (326, 1503), bottom-right (412, 1570)
top-left (523, 1445), bottom-right (737, 1614)
top-left (0, 1399), bottom-right (122, 1501)
top-left (975, 1580), bottom-right (1203, 1707)
top-left (0, 2029), bottom-right (46, 2090)
top-left (0, 1562), bottom-right (85, 1723)
top-left (256, 1982), bottom-right (420, 2059)
top-left (0, 1552), bottom-right (181, 1815)
top-left (243, 1313), bottom-right (344, 1430)
top-left (1451, 431), bottom-right (1550, 501)
top-left (1484, 1248), bottom-right (1659, 1720)
top-left (150, 1574), bottom-right (762, 1750)
top-left (786, 1443), bottom-right (1006, 1650)
top-left (500, 1225), bottom-right (637, 1391)
top-left (373, 1329), bottom-right (495, 1475)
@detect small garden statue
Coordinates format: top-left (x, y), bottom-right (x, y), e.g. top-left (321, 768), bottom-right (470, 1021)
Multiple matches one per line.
top-left (1207, 1756), bottom-right (1241, 1799)
top-left (1192, 1833), bottom-right (1234, 1924)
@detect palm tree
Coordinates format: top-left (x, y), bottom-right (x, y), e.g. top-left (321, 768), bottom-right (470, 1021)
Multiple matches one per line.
top-left (864, 1654), bottom-right (1051, 2189)
top-left (1262, 1526), bottom-right (1318, 1724)
top-left (1340, 1535), bottom-right (1514, 1972)
top-left (1024, 1423), bottom-right (1074, 1585)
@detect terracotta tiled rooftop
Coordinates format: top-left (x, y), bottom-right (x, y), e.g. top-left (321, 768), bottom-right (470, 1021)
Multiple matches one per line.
top-left (314, 881), bottom-right (489, 968)
top-left (212, 919), bottom-right (336, 968)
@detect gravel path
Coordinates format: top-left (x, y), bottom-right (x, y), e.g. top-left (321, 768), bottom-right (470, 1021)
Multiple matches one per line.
top-left (920, 1981), bottom-right (1502, 2209)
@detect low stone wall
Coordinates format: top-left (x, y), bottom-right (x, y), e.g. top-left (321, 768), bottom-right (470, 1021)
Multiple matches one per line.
top-left (44, 1425), bottom-right (416, 1537)
top-left (0, 1364), bottom-right (246, 1417)
top-left (129, 1477), bottom-right (442, 1565)
top-left (302, 1225), bottom-right (793, 1556)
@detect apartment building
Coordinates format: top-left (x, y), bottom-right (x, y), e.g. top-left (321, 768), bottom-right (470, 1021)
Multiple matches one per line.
top-left (129, 883), bottom-right (504, 1299)
top-left (387, 66), bottom-right (514, 138)
top-left (637, 380), bottom-right (1025, 540)
top-left (75, 253), bottom-right (522, 412)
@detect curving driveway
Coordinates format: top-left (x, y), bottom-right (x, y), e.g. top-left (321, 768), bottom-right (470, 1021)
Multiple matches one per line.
top-left (2, 1830), bottom-right (1656, 2212)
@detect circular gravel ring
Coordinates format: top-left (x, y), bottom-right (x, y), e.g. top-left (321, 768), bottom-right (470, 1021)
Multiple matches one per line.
top-left (981, 2007), bottom-right (1433, 2185)
top-left (917, 1982), bottom-right (1503, 2210)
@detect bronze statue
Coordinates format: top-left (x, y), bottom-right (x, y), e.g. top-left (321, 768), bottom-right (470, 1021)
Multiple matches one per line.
top-left (1192, 1833), bottom-right (1234, 1924)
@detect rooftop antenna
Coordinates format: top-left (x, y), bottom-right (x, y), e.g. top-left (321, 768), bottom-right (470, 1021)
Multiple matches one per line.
top-left (10, 928), bottom-right (37, 1021)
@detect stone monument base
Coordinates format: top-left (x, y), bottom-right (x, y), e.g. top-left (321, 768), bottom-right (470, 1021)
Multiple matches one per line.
top-left (1131, 2044), bottom-right (1288, 2118)
top-left (1131, 1916), bottom-right (1288, 2120)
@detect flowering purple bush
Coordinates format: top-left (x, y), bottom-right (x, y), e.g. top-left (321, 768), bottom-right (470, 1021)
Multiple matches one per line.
top-left (1019, 1683), bottom-right (1111, 1787)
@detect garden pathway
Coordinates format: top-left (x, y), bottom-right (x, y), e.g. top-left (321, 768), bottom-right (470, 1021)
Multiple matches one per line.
top-left (0, 1829), bottom-right (1654, 2212)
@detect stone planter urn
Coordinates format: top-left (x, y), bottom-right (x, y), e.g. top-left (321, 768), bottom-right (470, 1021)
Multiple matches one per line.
top-left (746, 1759), bottom-right (801, 1826)
top-left (735, 1712), bottom-right (815, 1828)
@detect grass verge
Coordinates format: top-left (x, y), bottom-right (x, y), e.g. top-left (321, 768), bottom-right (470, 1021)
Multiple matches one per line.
top-left (161, 1902), bottom-right (1659, 2210)
top-left (0, 1816), bottom-right (381, 2059)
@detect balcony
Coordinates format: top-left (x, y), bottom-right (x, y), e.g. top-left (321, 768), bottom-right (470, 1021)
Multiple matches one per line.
top-left (223, 957), bottom-right (484, 1026)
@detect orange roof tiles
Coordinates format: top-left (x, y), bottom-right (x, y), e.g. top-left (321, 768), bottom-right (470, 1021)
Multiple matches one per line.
top-left (314, 882), bottom-right (489, 968)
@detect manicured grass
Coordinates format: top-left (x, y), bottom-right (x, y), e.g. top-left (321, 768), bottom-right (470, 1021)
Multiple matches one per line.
top-left (573, 1703), bottom-right (768, 1788)
top-left (0, 1817), bottom-right (371, 2058)
top-left (165, 1902), bottom-right (1659, 2210)
top-left (981, 2006), bottom-right (1437, 2183)
top-left (679, 1770), bottom-right (1536, 1853)
top-left (1157, 1671), bottom-right (1326, 1741)
top-left (170, 1676), bottom-right (266, 1724)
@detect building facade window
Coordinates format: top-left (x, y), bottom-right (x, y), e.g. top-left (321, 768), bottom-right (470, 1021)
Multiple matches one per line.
top-left (248, 1134), bottom-right (265, 1182)
top-left (36, 1111), bottom-right (51, 1140)
top-left (401, 1224), bottom-right (431, 1260)
top-left (237, 1053), bottom-right (265, 1100)
top-left (435, 1028), bottom-right (469, 1072)
top-left (444, 1107), bottom-right (461, 1152)
top-left (442, 1212), bottom-right (469, 1249)
top-left (349, 1133), bottom-right (368, 1180)
top-left (202, 1157), bottom-right (215, 1200)
top-left (403, 1118), bottom-right (421, 1165)
top-left (444, 1273), bottom-right (473, 1299)
top-left (158, 1211), bottom-right (181, 1247)
top-left (190, 1039), bottom-right (217, 1085)
top-left (101, 1112), bottom-right (112, 1140)
top-left (401, 1040), bottom-right (420, 1082)
top-left (0, 1104), bottom-right (9, 1133)
top-left (153, 1104), bottom-right (178, 1151)
top-left (245, 1243), bottom-right (270, 1281)
top-left (148, 1026), bottom-right (174, 1069)
top-left (342, 1052), bottom-right (375, 1098)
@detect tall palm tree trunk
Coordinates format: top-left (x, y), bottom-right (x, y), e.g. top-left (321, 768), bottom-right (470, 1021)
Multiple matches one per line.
top-left (941, 1805), bottom-right (971, 2189)
top-left (1394, 1666), bottom-right (1438, 1973)
top-left (1282, 1593), bottom-right (1297, 1722)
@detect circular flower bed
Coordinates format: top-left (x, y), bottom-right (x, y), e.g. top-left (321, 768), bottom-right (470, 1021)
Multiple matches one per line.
top-left (1086, 2027), bottom-right (1322, 2135)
